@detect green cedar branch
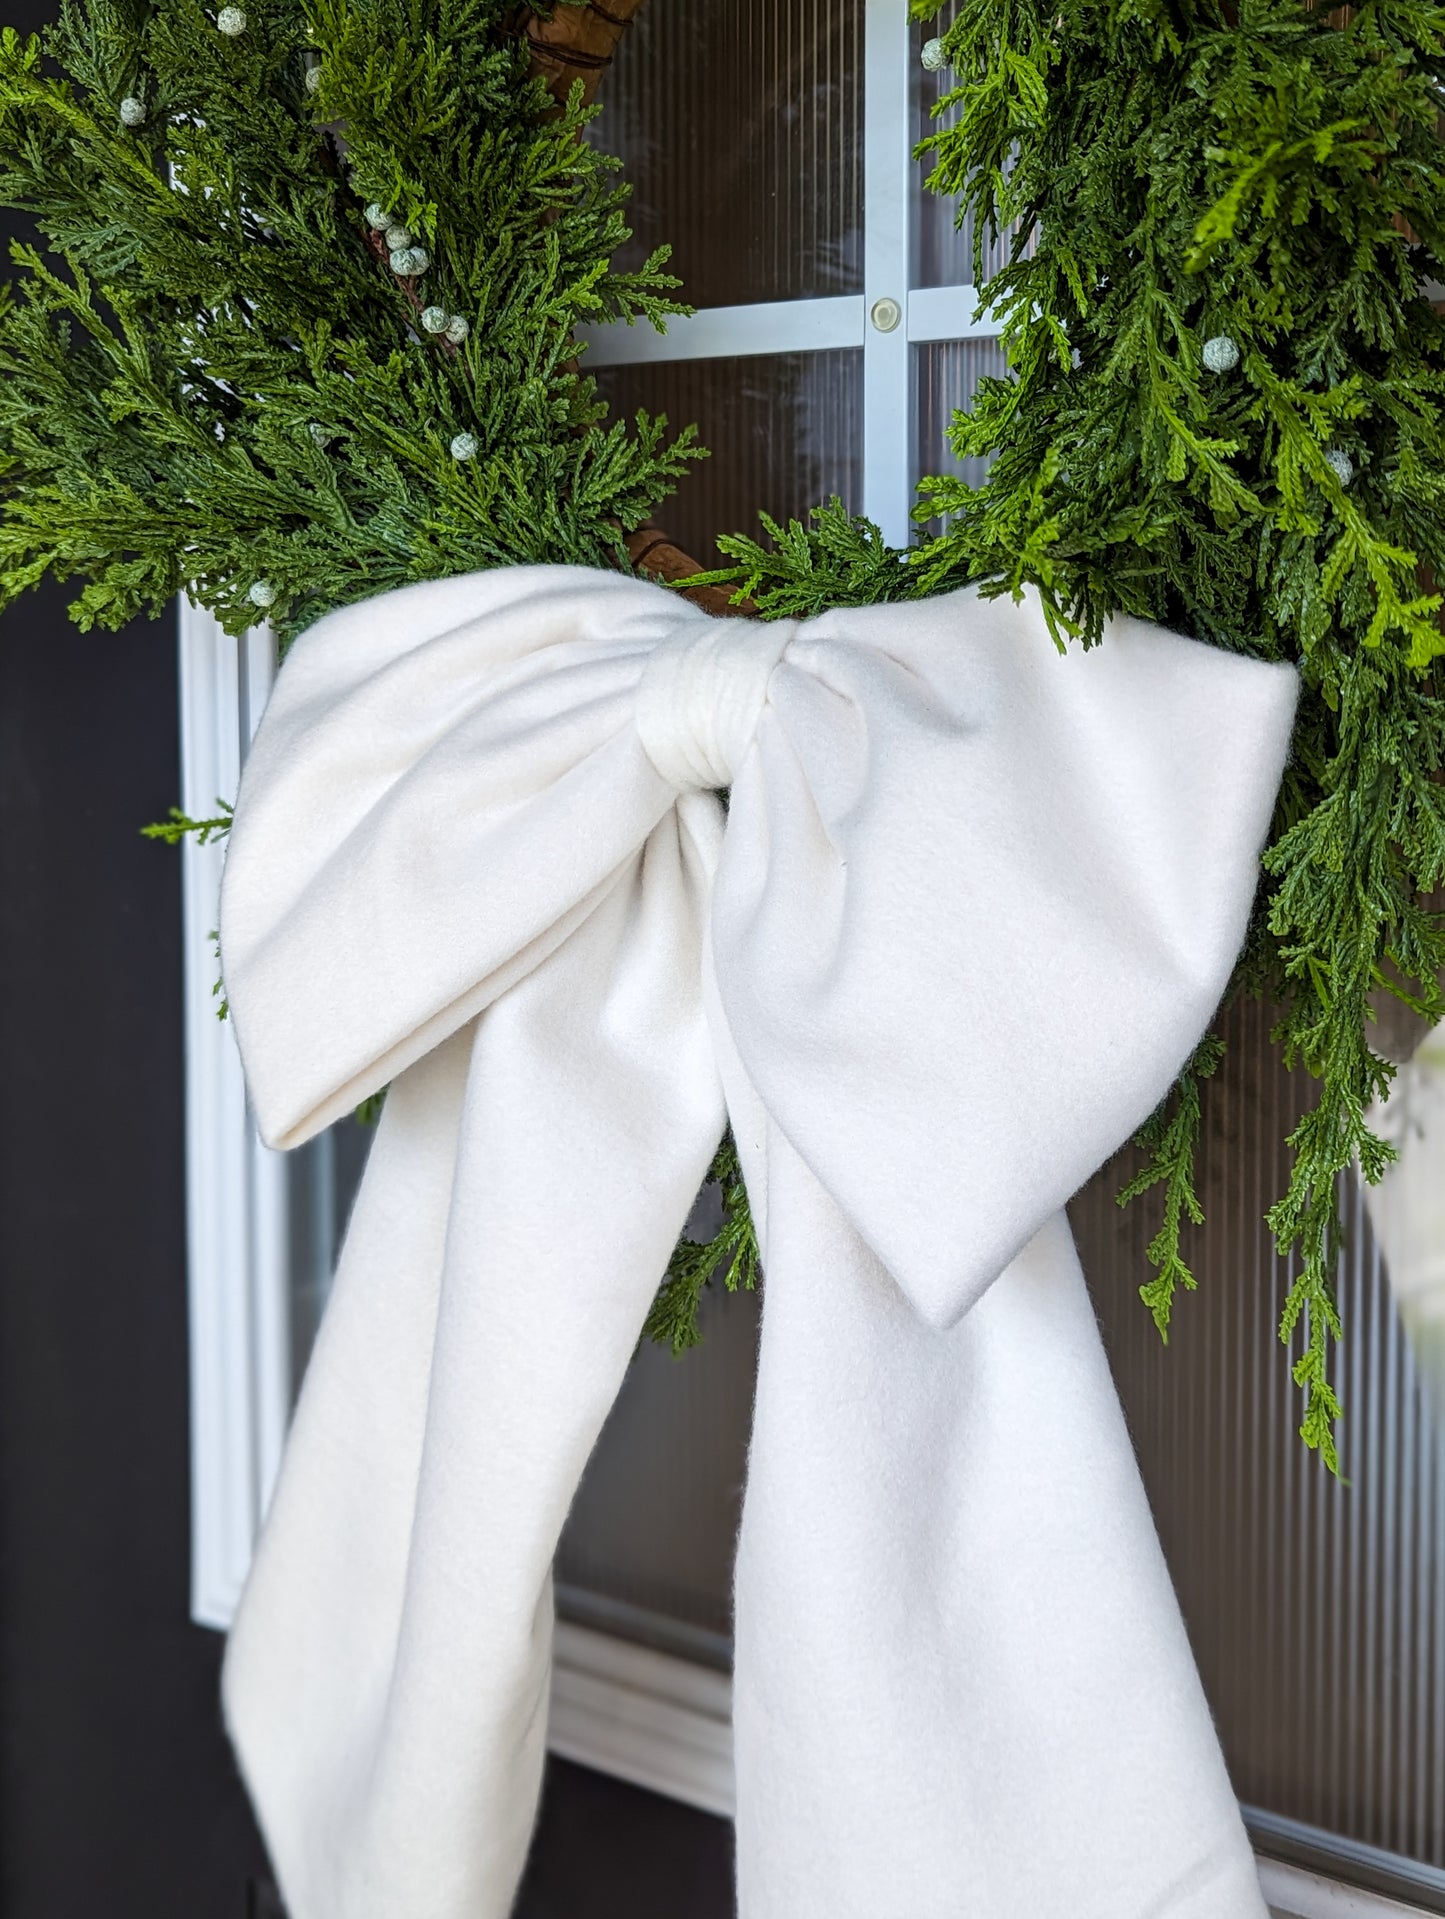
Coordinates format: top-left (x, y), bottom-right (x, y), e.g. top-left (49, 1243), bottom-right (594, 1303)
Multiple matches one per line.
top-left (643, 1130), bottom-right (760, 1357)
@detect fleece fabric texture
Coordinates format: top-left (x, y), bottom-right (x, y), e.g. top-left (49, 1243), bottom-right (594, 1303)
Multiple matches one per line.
top-left (218, 565), bottom-right (1299, 1919)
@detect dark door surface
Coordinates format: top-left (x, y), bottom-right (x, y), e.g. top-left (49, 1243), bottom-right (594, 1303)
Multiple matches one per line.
top-left (0, 576), bottom-right (276, 1915)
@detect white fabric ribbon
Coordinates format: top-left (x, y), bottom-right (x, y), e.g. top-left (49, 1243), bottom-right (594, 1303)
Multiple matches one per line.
top-left (219, 565), bottom-right (1298, 1919)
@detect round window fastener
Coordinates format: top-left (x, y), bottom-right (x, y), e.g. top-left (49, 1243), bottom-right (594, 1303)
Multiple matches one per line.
top-left (920, 37), bottom-right (949, 71)
top-left (870, 296), bottom-right (903, 334)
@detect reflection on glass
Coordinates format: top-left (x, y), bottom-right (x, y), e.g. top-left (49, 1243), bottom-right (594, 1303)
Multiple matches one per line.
top-left (914, 337), bottom-right (1009, 499)
top-left (596, 349), bottom-right (863, 566)
top-left (1367, 1022), bottom-right (1445, 1413)
top-left (595, 0), bottom-right (864, 309)
top-left (1072, 995), bottom-right (1445, 1892)
top-left (286, 1115), bottom-right (373, 1402)
top-left (557, 1272), bottom-right (760, 1662)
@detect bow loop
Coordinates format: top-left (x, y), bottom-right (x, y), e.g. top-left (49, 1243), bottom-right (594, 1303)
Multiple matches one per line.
top-left (714, 596), bottom-right (1299, 1329)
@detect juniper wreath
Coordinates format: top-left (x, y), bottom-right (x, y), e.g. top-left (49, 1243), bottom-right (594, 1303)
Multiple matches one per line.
top-left (2, 0), bottom-right (1443, 1467)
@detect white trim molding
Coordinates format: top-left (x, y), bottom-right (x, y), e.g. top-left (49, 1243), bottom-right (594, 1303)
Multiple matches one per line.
top-left (179, 600), bottom-right (290, 1630)
top-left (548, 1623), bottom-right (734, 1818)
top-left (1260, 1856), bottom-right (1441, 1919)
top-left (544, 1644), bottom-right (1440, 1918)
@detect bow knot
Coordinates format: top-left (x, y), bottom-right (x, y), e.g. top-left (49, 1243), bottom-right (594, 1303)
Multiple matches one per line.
top-left (634, 616), bottom-right (794, 791)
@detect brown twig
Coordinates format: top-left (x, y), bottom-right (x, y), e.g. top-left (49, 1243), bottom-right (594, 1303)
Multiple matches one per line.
top-left (516, 0), bottom-right (651, 111)
top-left (622, 525), bottom-right (741, 617)
top-left (363, 224), bottom-right (462, 361)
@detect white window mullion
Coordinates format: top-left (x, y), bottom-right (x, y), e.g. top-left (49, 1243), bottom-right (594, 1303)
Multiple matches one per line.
top-left (240, 627), bottom-right (292, 1529)
top-left (180, 602), bottom-right (258, 1627)
top-left (580, 295), bottom-right (864, 367)
top-left (180, 603), bottom-right (289, 1629)
top-left (861, 0), bottom-right (915, 546)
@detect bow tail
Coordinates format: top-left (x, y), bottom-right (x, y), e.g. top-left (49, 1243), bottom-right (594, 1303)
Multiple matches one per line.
top-left (224, 813), bottom-right (727, 1919)
top-left (727, 1129), bottom-right (1268, 1919)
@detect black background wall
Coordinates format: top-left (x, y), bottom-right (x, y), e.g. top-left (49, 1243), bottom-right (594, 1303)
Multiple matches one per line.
top-left (0, 584), bottom-right (276, 1915)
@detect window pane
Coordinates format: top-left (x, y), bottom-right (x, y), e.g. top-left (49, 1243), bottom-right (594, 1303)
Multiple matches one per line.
top-left (911, 8), bottom-right (1018, 291)
top-left (597, 349), bottom-right (863, 566)
top-left (286, 1117), bottom-right (373, 1403)
top-left (557, 1282), bottom-right (760, 1660)
top-left (595, 0), bottom-right (864, 308)
top-left (914, 337), bottom-right (1008, 495)
top-left (1072, 996), bottom-right (1445, 1897)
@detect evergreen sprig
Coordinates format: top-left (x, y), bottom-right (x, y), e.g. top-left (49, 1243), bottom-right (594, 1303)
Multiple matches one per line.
top-left (1115, 1032), bottom-right (1226, 1339)
top-left (0, 0), bottom-right (698, 645)
top-left (642, 1131), bottom-right (760, 1356)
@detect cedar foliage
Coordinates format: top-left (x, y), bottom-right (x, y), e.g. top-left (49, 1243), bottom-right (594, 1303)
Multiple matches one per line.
top-left (3, 0), bottom-right (1443, 1465)
top-left (708, 0), bottom-right (1445, 1466)
top-left (0, 0), bottom-right (697, 645)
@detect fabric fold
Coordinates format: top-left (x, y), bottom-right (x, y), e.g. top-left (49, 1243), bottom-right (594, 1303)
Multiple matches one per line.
top-left (219, 565), bottom-right (1298, 1919)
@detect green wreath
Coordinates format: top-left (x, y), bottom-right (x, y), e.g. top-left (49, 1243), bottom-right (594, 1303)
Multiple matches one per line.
top-left (1, 0), bottom-right (1443, 1469)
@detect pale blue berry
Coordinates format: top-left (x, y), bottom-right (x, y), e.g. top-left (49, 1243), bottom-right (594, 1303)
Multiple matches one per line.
top-left (1325, 448), bottom-right (1355, 488)
top-left (444, 314), bottom-right (470, 345)
top-left (920, 37), bottom-right (948, 70)
top-left (1201, 334), bottom-right (1240, 375)
top-left (248, 580), bottom-right (277, 609)
top-left (450, 432), bottom-right (479, 462)
top-left (119, 95), bottom-right (146, 128)
top-left (216, 7), bottom-right (246, 35)
top-left (421, 306), bottom-right (449, 334)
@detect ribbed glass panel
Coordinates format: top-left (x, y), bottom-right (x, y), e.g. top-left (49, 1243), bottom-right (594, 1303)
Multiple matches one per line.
top-left (912, 6), bottom-right (1024, 290)
top-left (914, 337), bottom-right (1010, 495)
top-left (1071, 996), bottom-right (1445, 1897)
top-left (596, 349), bottom-right (864, 566)
top-left (286, 1117), bottom-right (372, 1405)
top-left (556, 1280), bottom-right (760, 1660)
top-left (594, 0), bottom-right (864, 308)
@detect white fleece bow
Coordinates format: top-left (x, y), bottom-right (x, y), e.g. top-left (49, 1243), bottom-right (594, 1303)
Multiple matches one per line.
top-left (219, 564), bottom-right (1297, 1919)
